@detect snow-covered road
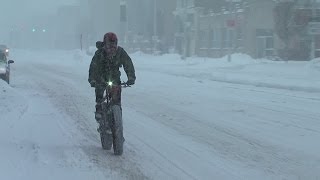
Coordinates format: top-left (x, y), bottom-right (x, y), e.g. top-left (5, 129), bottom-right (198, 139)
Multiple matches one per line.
top-left (1, 49), bottom-right (320, 180)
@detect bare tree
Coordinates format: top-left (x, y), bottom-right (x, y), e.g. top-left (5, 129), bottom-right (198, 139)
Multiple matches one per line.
top-left (273, 2), bottom-right (295, 51)
top-left (273, 1), bottom-right (311, 60)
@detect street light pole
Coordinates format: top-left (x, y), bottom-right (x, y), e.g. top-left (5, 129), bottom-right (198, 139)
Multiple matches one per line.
top-left (153, 0), bottom-right (157, 38)
top-left (311, 0), bottom-right (316, 60)
top-left (227, 0), bottom-right (233, 62)
top-left (120, 0), bottom-right (128, 47)
top-left (226, 0), bottom-right (241, 62)
top-left (153, 0), bottom-right (157, 53)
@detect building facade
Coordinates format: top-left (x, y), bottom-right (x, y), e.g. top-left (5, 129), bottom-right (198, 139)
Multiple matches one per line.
top-left (87, 0), bottom-right (120, 42)
top-left (123, 0), bottom-right (176, 53)
top-left (196, 0), bottom-right (282, 59)
top-left (173, 0), bottom-right (198, 58)
top-left (175, 0), bottom-right (320, 60)
top-left (286, 0), bottom-right (320, 59)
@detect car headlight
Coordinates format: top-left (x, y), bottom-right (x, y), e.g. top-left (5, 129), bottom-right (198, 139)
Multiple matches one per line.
top-left (107, 81), bottom-right (113, 86)
top-left (0, 67), bottom-right (6, 73)
top-left (5, 49), bottom-right (9, 53)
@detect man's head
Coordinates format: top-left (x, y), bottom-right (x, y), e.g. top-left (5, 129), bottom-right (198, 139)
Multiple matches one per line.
top-left (103, 32), bottom-right (118, 56)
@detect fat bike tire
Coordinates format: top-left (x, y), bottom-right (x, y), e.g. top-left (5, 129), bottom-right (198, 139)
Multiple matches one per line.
top-left (99, 109), bottom-right (113, 150)
top-left (111, 105), bottom-right (124, 155)
top-left (100, 131), bottom-right (112, 150)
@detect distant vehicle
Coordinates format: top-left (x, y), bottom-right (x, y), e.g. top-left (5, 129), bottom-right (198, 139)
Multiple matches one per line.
top-left (0, 51), bottom-right (14, 84)
top-left (0, 44), bottom-right (9, 56)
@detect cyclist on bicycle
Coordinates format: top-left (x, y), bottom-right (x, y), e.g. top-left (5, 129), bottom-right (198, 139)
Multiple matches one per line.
top-left (88, 32), bottom-right (136, 120)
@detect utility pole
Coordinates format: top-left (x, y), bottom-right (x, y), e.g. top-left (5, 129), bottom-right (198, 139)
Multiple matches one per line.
top-left (228, 0), bottom-right (232, 62)
top-left (120, 0), bottom-right (128, 46)
top-left (311, 0), bottom-right (316, 60)
top-left (226, 0), bottom-right (233, 62)
top-left (153, 0), bottom-right (158, 54)
top-left (80, 34), bottom-right (83, 51)
top-left (226, 0), bottom-right (240, 62)
top-left (153, 0), bottom-right (157, 38)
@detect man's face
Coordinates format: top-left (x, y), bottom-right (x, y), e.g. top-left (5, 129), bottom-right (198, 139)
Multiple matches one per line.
top-left (105, 40), bottom-right (117, 50)
top-left (104, 39), bottom-right (118, 55)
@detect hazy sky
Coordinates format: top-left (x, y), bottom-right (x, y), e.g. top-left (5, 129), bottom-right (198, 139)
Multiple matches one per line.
top-left (1, 0), bottom-right (76, 26)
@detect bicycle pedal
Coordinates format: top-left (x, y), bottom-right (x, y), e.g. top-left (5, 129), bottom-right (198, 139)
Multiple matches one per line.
top-left (95, 112), bottom-right (102, 120)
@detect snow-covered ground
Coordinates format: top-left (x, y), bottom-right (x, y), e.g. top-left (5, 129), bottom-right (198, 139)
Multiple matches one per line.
top-left (1, 49), bottom-right (320, 180)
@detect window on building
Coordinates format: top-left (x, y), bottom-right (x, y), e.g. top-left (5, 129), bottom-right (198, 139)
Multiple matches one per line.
top-left (316, 9), bottom-right (320, 18)
top-left (212, 28), bottom-right (221, 49)
top-left (314, 36), bottom-right (320, 58)
top-left (177, 18), bottom-right (184, 33)
top-left (187, 13), bottom-right (194, 24)
top-left (265, 37), bottom-right (274, 56)
top-left (315, 36), bottom-right (320, 49)
top-left (182, 0), bottom-right (187, 7)
top-left (236, 27), bottom-right (243, 49)
top-left (187, 0), bottom-right (194, 8)
top-left (256, 29), bottom-right (274, 57)
top-left (199, 30), bottom-right (208, 48)
top-left (227, 29), bottom-right (234, 48)
top-left (177, 0), bottom-right (182, 8)
top-left (266, 37), bottom-right (273, 49)
top-left (221, 28), bottom-right (227, 49)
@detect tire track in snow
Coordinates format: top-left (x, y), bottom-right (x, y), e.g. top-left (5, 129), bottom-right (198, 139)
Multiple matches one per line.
top-left (124, 89), bottom-right (320, 180)
top-left (21, 63), bottom-right (150, 180)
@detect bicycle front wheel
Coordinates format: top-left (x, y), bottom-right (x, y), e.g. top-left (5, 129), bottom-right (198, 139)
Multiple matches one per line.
top-left (111, 105), bottom-right (124, 155)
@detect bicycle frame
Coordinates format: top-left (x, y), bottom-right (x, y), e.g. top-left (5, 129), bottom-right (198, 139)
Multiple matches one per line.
top-left (99, 85), bottom-right (121, 132)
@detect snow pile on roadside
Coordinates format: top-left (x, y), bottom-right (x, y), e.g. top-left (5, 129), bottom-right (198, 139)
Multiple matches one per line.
top-left (0, 70), bottom-right (107, 180)
top-left (0, 80), bottom-right (26, 121)
top-left (130, 53), bottom-right (255, 67)
top-left (199, 53), bottom-right (256, 65)
top-left (130, 52), bottom-right (320, 93)
top-left (308, 58), bottom-right (320, 71)
top-left (39, 49), bottom-right (319, 93)
top-left (11, 49), bottom-right (320, 93)
top-left (0, 81), bottom-right (12, 116)
top-left (0, 79), bottom-right (23, 137)
top-left (73, 49), bottom-right (87, 62)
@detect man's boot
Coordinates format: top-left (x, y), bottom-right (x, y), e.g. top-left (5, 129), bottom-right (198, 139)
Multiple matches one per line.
top-left (95, 103), bottom-right (102, 121)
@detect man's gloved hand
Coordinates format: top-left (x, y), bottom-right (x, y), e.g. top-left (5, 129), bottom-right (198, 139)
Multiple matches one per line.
top-left (126, 79), bottom-right (135, 86)
top-left (90, 80), bottom-right (96, 87)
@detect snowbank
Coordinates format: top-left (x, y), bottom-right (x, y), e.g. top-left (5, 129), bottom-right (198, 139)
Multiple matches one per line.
top-left (308, 58), bottom-right (320, 71)
top-left (0, 80), bottom-right (26, 122)
top-left (130, 52), bottom-right (320, 93)
top-left (9, 49), bottom-right (320, 93)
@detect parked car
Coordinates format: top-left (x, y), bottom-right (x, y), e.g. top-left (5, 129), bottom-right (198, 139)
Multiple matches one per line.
top-left (0, 44), bottom-right (9, 56)
top-left (0, 51), bottom-right (14, 84)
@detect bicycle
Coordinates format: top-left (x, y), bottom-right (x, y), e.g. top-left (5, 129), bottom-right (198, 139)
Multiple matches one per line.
top-left (97, 81), bottom-right (130, 155)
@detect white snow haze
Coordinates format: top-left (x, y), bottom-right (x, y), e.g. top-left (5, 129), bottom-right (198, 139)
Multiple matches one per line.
top-left (1, 0), bottom-right (320, 180)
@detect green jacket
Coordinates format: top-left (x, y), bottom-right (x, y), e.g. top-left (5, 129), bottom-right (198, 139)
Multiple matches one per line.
top-left (88, 41), bottom-right (136, 86)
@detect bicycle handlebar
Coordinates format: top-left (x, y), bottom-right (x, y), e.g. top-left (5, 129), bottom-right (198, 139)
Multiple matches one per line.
top-left (120, 82), bottom-right (131, 88)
